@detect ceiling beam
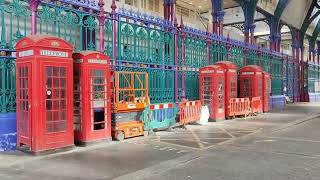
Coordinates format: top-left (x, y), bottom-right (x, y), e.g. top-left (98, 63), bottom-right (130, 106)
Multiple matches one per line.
top-left (274, 0), bottom-right (290, 20)
top-left (300, 0), bottom-right (318, 46)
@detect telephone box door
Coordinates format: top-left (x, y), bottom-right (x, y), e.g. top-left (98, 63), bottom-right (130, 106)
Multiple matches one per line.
top-left (43, 63), bottom-right (72, 148)
top-left (201, 75), bottom-right (213, 117)
top-left (215, 76), bottom-right (225, 119)
top-left (17, 63), bottom-right (32, 147)
top-left (242, 78), bottom-right (253, 98)
top-left (87, 68), bottom-right (109, 139)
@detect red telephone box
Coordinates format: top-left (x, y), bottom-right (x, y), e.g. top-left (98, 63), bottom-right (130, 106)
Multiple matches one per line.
top-left (239, 65), bottom-right (263, 99)
top-left (16, 35), bottom-right (74, 153)
top-left (214, 61), bottom-right (238, 118)
top-left (199, 65), bottom-right (225, 121)
top-left (73, 51), bottom-right (111, 145)
top-left (262, 71), bottom-right (271, 112)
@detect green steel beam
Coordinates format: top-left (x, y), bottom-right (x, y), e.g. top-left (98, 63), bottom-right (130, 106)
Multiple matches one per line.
top-left (310, 18), bottom-right (320, 50)
top-left (274, 0), bottom-right (290, 20)
top-left (300, 1), bottom-right (318, 46)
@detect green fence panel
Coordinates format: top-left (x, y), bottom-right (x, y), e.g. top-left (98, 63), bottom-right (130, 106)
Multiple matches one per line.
top-left (0, 0), bottom-right (31, 50)
top-left (0, 0), bottom-right (31, 113)
top-left (210, 42), bottom-right (227, 65)
top-left (260, 53), bottom-right (270, 73)
top-left (271, 57), bottom-right (283, 95)
top-left (118, 21), bottom-right (174, 65)
top-left (118, 22), bottom-right (135, 61)
top-left (104, 19), bottom-right (113, 58)
top-left (308, 63), bottom-right (315, 93)
top-left (247, 51), bottom-right (258, 66)
top-left (37, 3), bottom-right (98, 51)
top-left (185, 71), bottom-right (199, 100)
top-left (0, 58), bottom-right (16, 113)
top-left (184, 37), bottom-right (206, 68)
top-left (230, 46), bottom-right (244, 68)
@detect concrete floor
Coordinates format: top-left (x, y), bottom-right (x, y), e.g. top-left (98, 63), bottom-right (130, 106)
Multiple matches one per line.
top-left (1, 103), bottom-right (320, 180)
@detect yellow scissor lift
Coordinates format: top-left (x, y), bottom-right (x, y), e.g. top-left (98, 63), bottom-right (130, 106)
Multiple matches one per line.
top-left (111, 71), bottom-right (149, 141)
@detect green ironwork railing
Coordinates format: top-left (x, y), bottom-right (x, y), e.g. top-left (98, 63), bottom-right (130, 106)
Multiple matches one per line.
top-left (307, 63), bottom-right (320, 93)
top-left (0, 58), bottom-right (16, 113)
top-left (37, 3), bottom-right (98, 52)
top-left (260, 53), bottom-right (271, 73)
top-left (104, 19), bottom-right (113, 58)
top-left (271, 57), bottom-right (283, 95)
top-left (118, 20), bottom-right (174, 65)
top-left (0, 0), bottom-right (31, 50)
top-left (210, 42), bottom-right (227, 65)
top-left (230, 46), bottom-right (244, 68)
top-left (184, 37), bottom-right (206, 68)
top-left (246, 51), bottom-right (258, 66)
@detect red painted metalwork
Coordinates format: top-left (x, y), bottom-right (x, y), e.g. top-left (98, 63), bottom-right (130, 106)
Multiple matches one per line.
top-left (262, 71), bottom-right (271, 112)
top-left (16, 35), bottom-right (74, 153)
top-left (214, 61), bottom-right (238, 118)
top-left (73, 51), bottom-right (111, 145)
top-left (199, 65), bottom-right (225, 121)
top-left (239, 65), bottom-right (263, 100)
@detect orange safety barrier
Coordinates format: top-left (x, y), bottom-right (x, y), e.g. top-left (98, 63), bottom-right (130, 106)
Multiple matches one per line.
top-left (251, 96), bottom-right (263, 113)
top-left (228, 98), bottom-right (251, 118)
top-left (179, 100), bottom-right (202, 125)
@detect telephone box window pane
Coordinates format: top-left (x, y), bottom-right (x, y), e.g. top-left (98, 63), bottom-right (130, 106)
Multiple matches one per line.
top-left (61, 89), bottom-right (66, 98)
top-left (244, 79), bottom-right (252, 98)
top-left (47, 123), bottom-right (53, 133)
top-left (53, 111), bottom-right (59, 121)
top-left (60, 68), bottom-right (66, 77)
top-left (93, 109), bottom-right (105, 130)
top-left (46, 67), bottom-right (53, 76)
top-left (53, 78), bottom-right (60, 88)
top-left (53, 67), bottom-right (59, 77)
top-left (46, 78), bottom-right (52, 88)
top-left (231, 77), bottom-right (237, 98)
top-left (46, 100), bottom-right (52, 110)
top-left (61, 110), bottom-right (66, 120)
top-left (60, 78), bottom-right (66, 88)
top-left (218, 78), bottom-right (224, 109)
top-left (61, 100), bottom-right (66, 109)
top-left (201, 76), bottom-right (213, 114)
top-left (94, 78), bottom-right (103, 84)
top-left (46, 112), bottom-right (52, 122)
top-left (52, 89), bottom-right (60, 99)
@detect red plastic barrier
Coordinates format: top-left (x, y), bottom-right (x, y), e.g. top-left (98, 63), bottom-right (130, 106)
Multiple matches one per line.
top-left (179, 100), bottom-right (202, 125)
top-left (251, 96), bottom-right (262, 113)
top-left (228, 98), bottom-right (251, 118)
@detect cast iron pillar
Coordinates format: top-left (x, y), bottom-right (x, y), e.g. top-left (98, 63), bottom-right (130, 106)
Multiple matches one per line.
top-left (211, 0), bottom-right (224, 36)
top-left (30, 0), bottom-right (40, 35)
top-left (111, 0), bottom-right (117, 68)
top-left (98, 0), bottom-right (105, 52)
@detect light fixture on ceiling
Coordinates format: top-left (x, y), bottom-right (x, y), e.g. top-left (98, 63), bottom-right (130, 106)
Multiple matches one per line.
top-left (189, 2), bottom-right (193, 5)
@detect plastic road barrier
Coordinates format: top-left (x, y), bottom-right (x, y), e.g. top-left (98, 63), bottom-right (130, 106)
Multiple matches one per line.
top-left (179, 100), bottom-right (202, 125)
